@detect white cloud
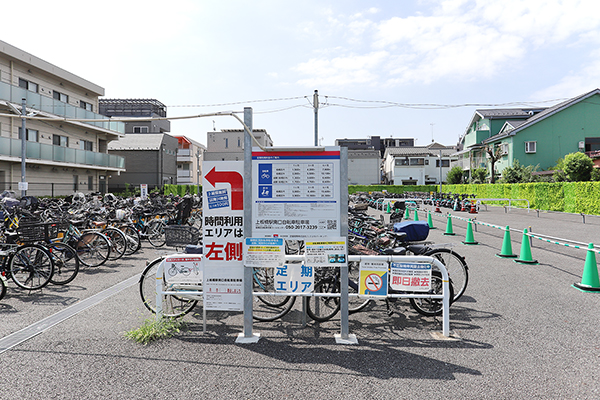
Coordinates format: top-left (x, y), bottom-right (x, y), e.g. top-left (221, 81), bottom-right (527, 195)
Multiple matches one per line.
top-left (532, 52), bottom-right (600, 100)
top-left (295, 51), bottom-right (389, 88)
top-left (294, 0), bottom-right (600, 88)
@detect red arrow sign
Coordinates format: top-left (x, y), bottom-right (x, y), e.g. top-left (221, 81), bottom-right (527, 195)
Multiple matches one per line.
top-left (205, 166), bottom-right (244, 210)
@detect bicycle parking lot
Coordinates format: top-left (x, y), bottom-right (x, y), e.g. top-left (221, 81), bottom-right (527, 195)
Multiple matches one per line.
top-left (1, 204), bottom-right (600, 399)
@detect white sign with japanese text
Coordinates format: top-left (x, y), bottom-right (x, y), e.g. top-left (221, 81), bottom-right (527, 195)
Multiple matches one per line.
top-left (164, 254), bottom-right (203, 286)
top-left (274, 263), bottom-right (314, 293)
top-left (304, 238), bottom-right (347, 268)
top-left (243, 237), bottom-right (285, 268)
top-left (251, 147), bottom-right (342, 238)
top-left (389, 262), bottom-right (432, 292)
top-left (202, 160), bottom-right (244, 311)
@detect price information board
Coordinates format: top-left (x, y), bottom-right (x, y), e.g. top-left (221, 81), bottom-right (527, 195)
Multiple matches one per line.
top-left (251, 147), bottom-right (342, 238)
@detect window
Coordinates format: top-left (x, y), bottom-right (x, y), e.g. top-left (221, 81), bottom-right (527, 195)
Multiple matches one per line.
top-left (53, 90), bottom-right (68, 103)
top-left (501, 143), bottom-right (509, 155)
top-left (18, 128), bottom-right (38, 142)
top-left (409, 158), bottom-right (425, 166)
top-left (19, 78), bottom-right (38, 93)
top-left (436, 159), bottom-right (450, 167)
top-left (88, 176), bottom-right (93, 190)
top-left (237, 137), bottom-right (241, 147)
top-left (525, 141), bottom-right (536, 153)
top-left (73, 175), bottom-right (78, 191)
top-left (53, 134), bottom-right (68, 147)
top-left (80, 101), bottom-right (93, 112)
top-left (395, 158), bottom-right (409, 166)
top-left (133, 126), bottom-right (149, 133)
top-left (80, 140), bottom-right (93, 151)
top-left (225, 138), bottom-right (229, 148)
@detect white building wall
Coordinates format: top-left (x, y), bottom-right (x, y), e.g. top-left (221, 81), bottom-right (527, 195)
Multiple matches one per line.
top-left (347, 157), bottom-right (380, 185)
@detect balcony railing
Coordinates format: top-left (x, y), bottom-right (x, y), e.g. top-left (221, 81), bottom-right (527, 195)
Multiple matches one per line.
top-left (0, 81), bottom-right (124, 134)
top-left (0, 137), bottom-right (125, 169)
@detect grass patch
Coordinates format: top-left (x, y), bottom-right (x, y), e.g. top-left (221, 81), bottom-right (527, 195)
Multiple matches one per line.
top-left (124, 317), bottom-right (187, 345)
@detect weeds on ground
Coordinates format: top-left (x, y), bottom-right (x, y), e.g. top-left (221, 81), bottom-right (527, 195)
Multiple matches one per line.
top-left (124, 317), bottom-right (187, 345)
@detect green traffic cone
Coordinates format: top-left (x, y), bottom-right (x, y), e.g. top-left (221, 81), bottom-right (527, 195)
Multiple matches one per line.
top-left (514, 228), bottom-right (538, 264)
top-left (462, 219), bottom-right (478, 245)
top-left (573, 243), bottom-right (600, 292)
top-left (414, 209), bottom-right (419, 221)
top-left (427, 210), bottom-right (436, 229)
top-left (496, 226), bottom-right (517, 258)
top-left (443, 214), bottom-right (455, 236)
top-left (404, 207), bottom-right (410, 219)
top-left (386, 202), bottom-right (391, 214)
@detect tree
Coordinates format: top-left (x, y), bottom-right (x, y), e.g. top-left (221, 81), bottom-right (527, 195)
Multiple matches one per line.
top-left (486, 144), bottom-right (503, 183)
top-left (500, 160), bottom-right (538, 183)
top-left (471, 168), bottom-right (487, 184)
top-left (563, 152), bottom-right (594, 181)
top-left (446, 166), bottom-right (464, 184)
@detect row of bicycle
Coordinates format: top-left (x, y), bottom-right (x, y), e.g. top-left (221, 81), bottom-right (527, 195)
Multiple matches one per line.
top-left (0, 197), bottom-right (202, 301)
top-left (136, 215), bottom-right (468, 323)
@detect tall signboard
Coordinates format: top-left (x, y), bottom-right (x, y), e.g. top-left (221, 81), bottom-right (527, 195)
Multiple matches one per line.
top-left (202, 161), bottom-right (244, 311)
top-left (251, 147), bottom-right (342, 238)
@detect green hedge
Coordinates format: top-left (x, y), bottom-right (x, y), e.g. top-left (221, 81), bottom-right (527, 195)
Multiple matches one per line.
top-left (163, 184), bottom-right (201, 196)
top-left (351, 182), bottom-right (600, 215)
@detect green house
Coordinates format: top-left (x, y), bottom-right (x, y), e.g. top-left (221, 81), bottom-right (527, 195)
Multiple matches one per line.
top-left (454, 88), bottom-right (600, 180)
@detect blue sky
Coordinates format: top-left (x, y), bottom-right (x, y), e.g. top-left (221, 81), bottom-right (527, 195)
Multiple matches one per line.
top-left (3, 0), bottom-right (600, 148)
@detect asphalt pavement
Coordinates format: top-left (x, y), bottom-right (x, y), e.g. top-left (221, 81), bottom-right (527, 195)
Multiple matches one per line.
top-left (1, 204), bottom-right (600, 399)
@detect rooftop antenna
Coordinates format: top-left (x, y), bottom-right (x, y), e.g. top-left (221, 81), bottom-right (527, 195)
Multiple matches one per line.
top-left (212, 120), bottom-right (216, 131)
top-left (430, 123), bottom-right (435, 143)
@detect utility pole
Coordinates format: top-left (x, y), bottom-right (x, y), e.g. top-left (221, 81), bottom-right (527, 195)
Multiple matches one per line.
top-left (20, 98), bottom-right (27, 198)
top-left (313, 90), bottom-right (318, 146)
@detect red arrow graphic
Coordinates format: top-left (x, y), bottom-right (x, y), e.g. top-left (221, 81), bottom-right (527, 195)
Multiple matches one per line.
top-left (205, 167), bottom-right (244, 210)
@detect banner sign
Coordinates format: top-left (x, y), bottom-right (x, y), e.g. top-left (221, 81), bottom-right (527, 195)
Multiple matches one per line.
top-left (202, 160), bottom-right (245, 311)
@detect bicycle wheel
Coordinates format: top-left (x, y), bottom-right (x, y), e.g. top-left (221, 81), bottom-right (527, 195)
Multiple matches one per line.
top-left (47, 242), bottom-right (79, 285)
top-left (348, 261), bottom-right (371, 313)
top-left (103, 228), bottom-right (126, 261)
top-left (252, 267), bottom-right (296, 322)
top-left (9, 244), bottom-right (54, 290)
top-left (76, 232), bottom-right (111, 268)
top-left (409, 271), bottom-right (454, 317)
top-left (425, 248), bottom-right (469, 302)
top-left (306, 276), bottom-right (340, 322)
top-left (120, 225), bottom-right (141, 255)
top-left (0, 275), bottom-right (7, 300)
top-left (139, 257), bottom-right (198, 317)
top-left (147, 220), bottom-right (166, 247)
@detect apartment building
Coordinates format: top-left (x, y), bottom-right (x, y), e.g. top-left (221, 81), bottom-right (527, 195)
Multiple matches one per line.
top-left (205, 128), bottom-right (273, 161)
top-left (175, 135), bottom-right (206, 186)
top-left (0, 40), bottom-right (125, 196)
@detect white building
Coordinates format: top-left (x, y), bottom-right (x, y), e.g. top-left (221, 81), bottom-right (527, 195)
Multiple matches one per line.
top-left (0, 40), bottom-right (125, 196)
top-left (382, 142), bottom-right (456, 185)
top-left (205, 128), bottom-right (273, 161)
top-left (347, 149), bottom-right (381, 185)
top-left (175, 135), bottom-right (206, 185)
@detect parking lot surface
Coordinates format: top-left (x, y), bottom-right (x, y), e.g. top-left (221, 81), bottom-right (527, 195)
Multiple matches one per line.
top-left (1, 204), bottom-right (599, 399)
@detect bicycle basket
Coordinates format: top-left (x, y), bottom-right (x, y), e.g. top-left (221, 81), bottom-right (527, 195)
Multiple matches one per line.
top-left (16, 222), bottom-right (52, 242)
top-left (164, 225), bottom-right (200, 247)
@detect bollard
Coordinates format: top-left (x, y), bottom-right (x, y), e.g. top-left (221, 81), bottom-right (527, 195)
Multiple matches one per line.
top-left (572, 243), bottom-right (600, 292)
top-left (514, 228), bottom-right (538, 264)
top-left (496, 226), bottom-right (517, 258)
